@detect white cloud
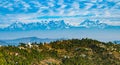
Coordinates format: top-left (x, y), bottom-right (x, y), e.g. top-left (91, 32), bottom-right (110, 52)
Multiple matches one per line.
top-left (30, 1), bottom-right (41, 8)
top-left (60, 4), bottom-right (67, 9)
top-left (90, 0), bottom-right (97, 3)
top-left (105, 11), bottom-right (111, 16)
top-left (48, 1), bottom-right (55, 7)
top-left (84, 3), bottom-right (94, 10)
top-left (57, 0), bottom-right (64, 5)
top-left (1, 1), bottom-right (14, 11)
top-left (20, 1), bottom-right (31, 11)
top-left (98, 0), bottom-right (103, 2)
top-left (112, 2), bottom-right (120, 9)
top-left (0, 0), bottom-right (120, 26)
top-left (72, 2), bottom-right (79, 10)
top-left (0, 24), bottom-right (9, 28)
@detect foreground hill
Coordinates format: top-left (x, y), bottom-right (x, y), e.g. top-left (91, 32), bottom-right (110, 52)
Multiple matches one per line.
top-left (0, 38), bottom-right (120, 65)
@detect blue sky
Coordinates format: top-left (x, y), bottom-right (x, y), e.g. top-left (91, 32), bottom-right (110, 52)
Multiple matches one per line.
top-left (0, 0), bottom-right (120, 41)
top-left (0, 0), bottom-right (120, 27)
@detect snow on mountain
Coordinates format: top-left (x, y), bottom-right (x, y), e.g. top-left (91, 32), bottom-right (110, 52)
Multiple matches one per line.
top-left (79, 19), bottom-right (108, 28)
top-left (0, 19), bottom-right (120, 31)
top-left (47, 20), bottom-right (70, 29)
top-left (5, 22), bottom-right (26, 30)
top-left (2, 20), bottom-right (71, 31)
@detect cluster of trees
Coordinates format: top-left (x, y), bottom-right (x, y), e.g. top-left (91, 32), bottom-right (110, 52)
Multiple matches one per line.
top-left (0, 38), bottom-right (120, 65)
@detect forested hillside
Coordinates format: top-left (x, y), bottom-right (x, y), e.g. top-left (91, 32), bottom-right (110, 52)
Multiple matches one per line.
top-left (0, 38), bottom-right (120, 65)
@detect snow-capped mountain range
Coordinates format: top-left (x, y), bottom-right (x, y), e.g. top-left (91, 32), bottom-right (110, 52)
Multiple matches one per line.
top-left (0, 19), bottom-right (120, 31)
top-left (79, 19), bottom-right (108, 28)
top-left (1, 20), bottom-right (71, 31)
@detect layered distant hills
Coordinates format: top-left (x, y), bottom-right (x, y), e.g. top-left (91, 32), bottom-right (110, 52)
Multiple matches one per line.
top-left (0, 19), bottom-right (120, 31)
top-left (0, 36), bottom-right (119, 46)
top-left (0, 37), bottom-right (60, 46)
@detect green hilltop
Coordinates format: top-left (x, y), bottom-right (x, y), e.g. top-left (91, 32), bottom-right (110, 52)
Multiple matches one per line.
top-left (0, 38), bottom-right (120, 65)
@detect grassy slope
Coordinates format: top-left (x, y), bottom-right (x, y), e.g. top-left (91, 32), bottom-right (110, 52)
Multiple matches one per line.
top-left (0, 38), bottom-right (120, 65)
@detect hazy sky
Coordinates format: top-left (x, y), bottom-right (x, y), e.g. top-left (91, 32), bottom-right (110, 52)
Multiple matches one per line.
top-left (0, 0), bottom-right (120, 27)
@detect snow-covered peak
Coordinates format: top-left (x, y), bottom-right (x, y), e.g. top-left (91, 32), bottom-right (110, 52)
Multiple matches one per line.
top-left (79, 19), bottom-right (108, 28)
top-left (9, 22), bottom-right (24, 28)
top-left (2, 20), bottom-right (71, 31)
top-left (0, 19), bottom-right (119, 31)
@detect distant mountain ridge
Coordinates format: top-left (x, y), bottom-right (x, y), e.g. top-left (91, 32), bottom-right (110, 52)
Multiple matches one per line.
top-left (79, 19), bottom-right (108, 28)
top-left (0, 20), bottom-right (120, 31)
top-left (1, 20), bottom-right (71, 31)
top-left (0, 37), bottom-right (60, 46)
top-left (113, 40), bottom-right (120, 44)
